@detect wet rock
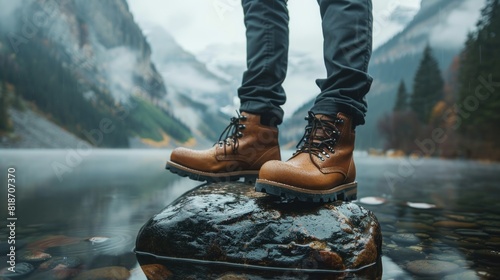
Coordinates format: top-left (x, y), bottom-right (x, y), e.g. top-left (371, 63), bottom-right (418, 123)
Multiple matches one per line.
top-left (136, 182), bottom-right (382, 271)
top-left (0, 262), bottom-right (35, 278)
top-left (73, 266), bottom-right (130, 280)
top-left (390, 233), bottom-right (421, 245)
top-left (406, 260), bottom-right (459, 276)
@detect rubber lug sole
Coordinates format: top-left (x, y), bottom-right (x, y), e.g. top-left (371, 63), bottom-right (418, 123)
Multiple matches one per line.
top-left (166, 161), bottom-right (258, 184)
top-left (255, 179), bottom-right (357, 203)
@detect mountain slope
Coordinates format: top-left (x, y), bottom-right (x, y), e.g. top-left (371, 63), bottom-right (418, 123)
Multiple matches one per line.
top-left (281, 0), bottom-right (484, 149)
top-left (144, 26), bottom-right (235, 145)
top-left (0, 0), bottom-right (191, 148)
top-left (359, 0), bottom-right (483, 149)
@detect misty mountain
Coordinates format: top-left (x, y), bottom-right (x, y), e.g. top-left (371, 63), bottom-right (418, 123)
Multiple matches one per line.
top-left (143, 26), bottom-right (235, 145)
top-left (197, 43), bottom-right (327, 120)
top-left (0, 0), bottom-right (191, 148)
top-left (281, 0), bottom-right (484, 150)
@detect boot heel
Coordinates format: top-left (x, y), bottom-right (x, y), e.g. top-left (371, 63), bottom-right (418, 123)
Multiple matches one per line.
top-left (243, 175), bottom-right (258, 184)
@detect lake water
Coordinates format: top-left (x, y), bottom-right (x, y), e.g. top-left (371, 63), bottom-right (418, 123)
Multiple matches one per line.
top-left (0, 149), bottom-right (499, 279)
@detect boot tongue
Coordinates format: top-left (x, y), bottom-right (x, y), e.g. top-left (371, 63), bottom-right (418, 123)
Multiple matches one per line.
top-left (312, 114), bottom-right (339, 141)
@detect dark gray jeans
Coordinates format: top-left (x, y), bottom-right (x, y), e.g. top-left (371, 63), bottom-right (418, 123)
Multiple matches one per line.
top-left (238, 0), bottom-right (373, 126)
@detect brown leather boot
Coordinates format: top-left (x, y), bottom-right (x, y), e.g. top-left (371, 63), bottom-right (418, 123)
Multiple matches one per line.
top-left (255, 111), bottom-right (357, 202)
top-left (166, 112), bottom-right (281, 183)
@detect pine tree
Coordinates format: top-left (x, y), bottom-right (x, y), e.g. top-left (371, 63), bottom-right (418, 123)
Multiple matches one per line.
top-left (457, 0), bottom-right (500, 159)
top-left (0, 81), bottom-right (11, 132)
top-left (393, 79), bottom-right (408, 112)
top-left (459, 0), bottom-right (500, 127)
top-left (410, 45), bottom-right (444, 123)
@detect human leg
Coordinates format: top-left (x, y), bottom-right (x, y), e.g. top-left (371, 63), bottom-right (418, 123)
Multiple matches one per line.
top-left (256, 0), bottom-right (373, 202)
top-left (167, 0), bottom-right (290, 182)
top-left (238, 0), bottom-right (289, 125)
top-left (313, 0), bottom-right (373, 126)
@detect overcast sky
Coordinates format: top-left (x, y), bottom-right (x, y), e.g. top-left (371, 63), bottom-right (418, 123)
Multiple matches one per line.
top-left (128, 0), bottom-right (422, 55)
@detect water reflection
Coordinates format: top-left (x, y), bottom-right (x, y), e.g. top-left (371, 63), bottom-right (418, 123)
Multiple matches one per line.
top-left (0, 150), bottom-right (499, 279)
top-left (0, 149), bottom-right (198, 279)
top-left (136, 253), bottom-right (383, 280)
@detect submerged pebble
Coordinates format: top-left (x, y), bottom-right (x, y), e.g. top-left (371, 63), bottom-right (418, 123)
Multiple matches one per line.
top-left (478, 220), bottom-right (500, 227)
top-left (18, 250), bottom-right (52, 263)
top-left (386, 247), bottom-right (425, 261)
top-left (0, 262), bottom-right (35, 277)
top-left (73, 266), bottom-right (130, 280)
top-left (391, 233), bottom-right (421, 245)
top-left (455, 229), bottom-right (490, 238)
top-left (406, 260), bottom-right (459, 276)
top-left (396, 222), bottom-right (436, 232)
top-left (27, 235), bottom-right (82, 251)
top-left (140, 264), bottom-right (173, 280)
top-left (433, 221), bottom-right (478, 229)
top-left (217, 273), bottom-right (249, 280)
top-left (443, 270), bottom-right (480, 280)
top-left (474, 249), bottom-right (500, 261)
top-left (483, 227), bottom-right (500, 235)
top-left (39, 256), bottom-right (82, 270)
top-left (445, 214), bottom-right (476, 223)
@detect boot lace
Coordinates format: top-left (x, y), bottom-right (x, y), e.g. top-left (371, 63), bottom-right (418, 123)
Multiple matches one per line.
top-left (216, 111), bottom-right (247, 154)
top-left (294, 111), bottom-right (343, 165)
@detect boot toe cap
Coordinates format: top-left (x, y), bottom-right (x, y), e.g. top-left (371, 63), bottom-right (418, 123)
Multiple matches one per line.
top-left (258, 160), bottom-right (309, 186)
top-left (258, 159), bottom-right (348, 191)
top-left (169, 147), bottom-right (191, 164)
top-left (169, 147), bottom-right (211, 169)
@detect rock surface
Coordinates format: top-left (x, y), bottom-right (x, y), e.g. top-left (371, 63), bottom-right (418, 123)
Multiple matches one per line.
top-left (136, 182), bottom-right (382, 278)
